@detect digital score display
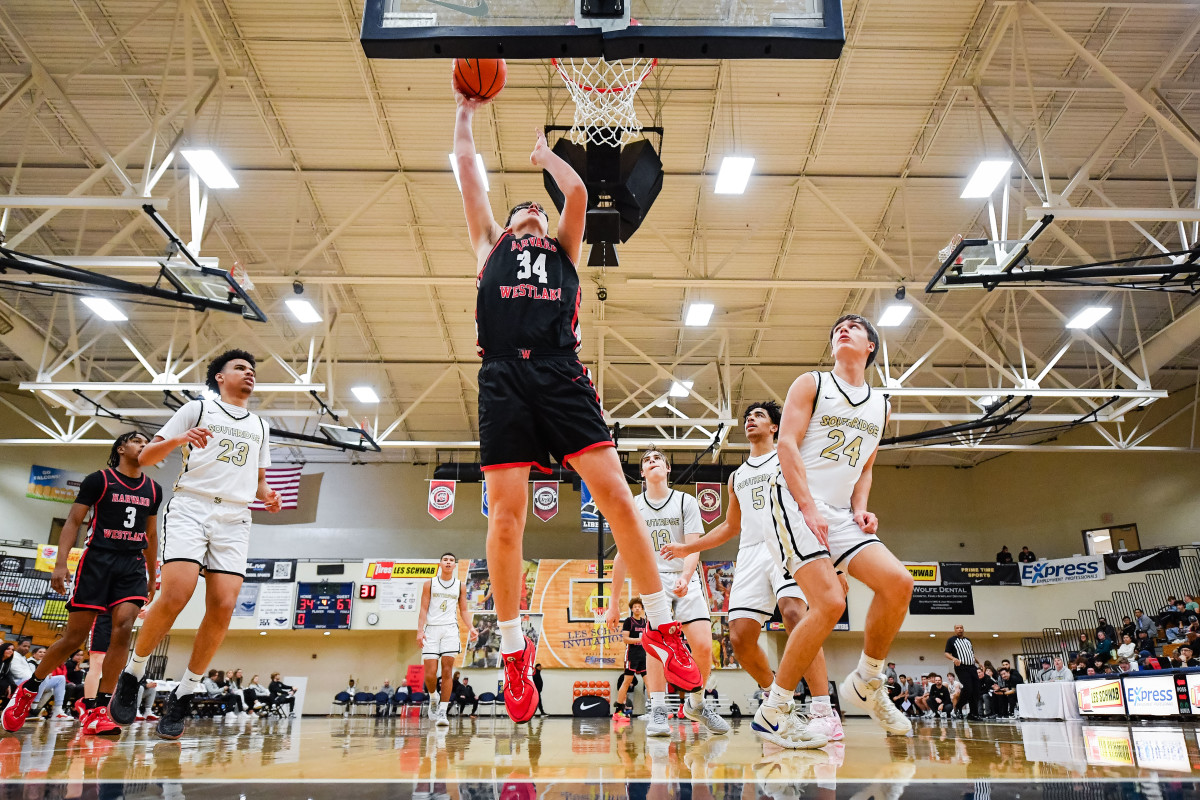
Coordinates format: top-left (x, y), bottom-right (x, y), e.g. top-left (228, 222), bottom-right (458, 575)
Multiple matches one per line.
top-left (295, 582), bottom-right (354, 629)
top-left (360, 583), bottom-right (377, 600)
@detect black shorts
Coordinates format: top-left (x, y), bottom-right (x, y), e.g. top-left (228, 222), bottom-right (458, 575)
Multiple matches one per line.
top-left (67, 547), bottom-right (148, 613)
top-left (478, 357), bottom-right (613, 473)
top-left (88, 613), bottom-right (113, 654)
top-left (624, 650), bottom-right (646, 676)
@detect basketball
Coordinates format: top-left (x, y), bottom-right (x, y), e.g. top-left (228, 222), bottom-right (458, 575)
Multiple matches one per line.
top-left (453, 58), bottom-right (507, 101)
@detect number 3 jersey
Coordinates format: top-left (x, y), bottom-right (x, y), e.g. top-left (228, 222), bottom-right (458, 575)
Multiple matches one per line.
top-left (73, 469), bottom-right (163, 552)
top-left (800, 371), bottom-right (888, 510)
top-left (633, 490), bottom-right (704, 573)
top-left (155, 398), bottom-right (270, 504)
top-left (476, 230), bottom-right (582, 359)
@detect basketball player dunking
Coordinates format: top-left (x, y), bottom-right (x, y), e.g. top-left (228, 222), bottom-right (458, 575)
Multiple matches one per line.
top-left (662, 401), bottom-right (844, 743)
top-left (606, 450), bottom-right (729, 736)
top-left (764, 315), bottom-right (913, 745)
top-left (454, 90), bottom-right (700, 722)
top-left (110, 350), bottom-right (282, 739)
top-left (416, 552), bottom-right (476, 726)
top-left (2, 432), bottom-right (160, 736)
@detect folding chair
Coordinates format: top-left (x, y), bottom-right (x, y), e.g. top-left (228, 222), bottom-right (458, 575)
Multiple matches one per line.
top-left (330, 691), bottom-right (352, 716)
top-left (352, 691), bottom-right (376, 715)
top-left (476, 692), bottom-right (498, 717)
top-left (391, 690), bottom-right (409, 716)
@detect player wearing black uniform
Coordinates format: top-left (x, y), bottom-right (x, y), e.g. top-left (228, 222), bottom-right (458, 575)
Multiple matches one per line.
top-left (2, 432), bottom-right (159, 736)
top-left (454, 91), bottom-right (701, 724)
top-left (613, 598), bottom-right (648, 719)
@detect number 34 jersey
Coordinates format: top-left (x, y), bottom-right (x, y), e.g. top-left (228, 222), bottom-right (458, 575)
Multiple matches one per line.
top-left (800, 371), bottom-right (887, 510)
top-left (633, 490), bottom-right (704, 573)
top-left (154, 398), bottom-right (270, 504)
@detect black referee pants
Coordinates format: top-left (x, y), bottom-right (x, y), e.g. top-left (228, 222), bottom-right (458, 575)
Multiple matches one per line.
top-left (954, 664), bottom-right (982, 717)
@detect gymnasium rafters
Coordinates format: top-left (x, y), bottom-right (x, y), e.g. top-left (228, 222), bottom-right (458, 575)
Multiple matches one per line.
top-left (0, 0), bottom-right (1198, 465)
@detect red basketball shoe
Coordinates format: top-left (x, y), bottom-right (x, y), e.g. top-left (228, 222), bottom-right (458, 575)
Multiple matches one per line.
top-left (642, 623), bottom-right (702, 691)
top-left (84, 706), bottom-right (122, 736)
top-left (1, 685), bottom-right (36, 732)
top-left (501, 637), bottom-right (538, 723)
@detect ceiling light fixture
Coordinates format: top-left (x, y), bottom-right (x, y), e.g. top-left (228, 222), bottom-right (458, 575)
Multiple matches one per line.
top-left (877, 303), bottom-right (911, 327)
top-left (81, 297), bottom-right (127, 322)
top-left (715, 156), bottom-right (755, 195)
top-left (449, 153), bottom-right (490, 192)
top-left (669, 380), bottom-right (694, 398)
top-left (1066, 306), bottom-right (1111, 329)
top-left (961, 159), bottom-right (1012, 199)
top-left (351, 386), bottom-right (380, 404)
top-left (180, 149), bottom-right (239, 189)
top-left (285, 299), bottom-right (323, 324)
top-left (685, 303), bottom-right (714, 326)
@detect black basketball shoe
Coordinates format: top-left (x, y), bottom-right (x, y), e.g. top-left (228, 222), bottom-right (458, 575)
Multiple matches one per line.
top-left (109, 671), bottom-right (144, 725)
top-left (156, 690), bottom-right (192, 740)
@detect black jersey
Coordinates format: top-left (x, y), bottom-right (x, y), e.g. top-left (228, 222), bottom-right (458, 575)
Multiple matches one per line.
top-left (73, 469), bottom-right (162, 552)
top-left (476, 230), bottom-right (581, 359)
top-left (622, 615), bottom-right (648, 658)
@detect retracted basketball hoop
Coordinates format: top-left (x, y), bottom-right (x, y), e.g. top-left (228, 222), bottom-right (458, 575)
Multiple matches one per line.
top-left (552, 19), bottom-right (656, 147)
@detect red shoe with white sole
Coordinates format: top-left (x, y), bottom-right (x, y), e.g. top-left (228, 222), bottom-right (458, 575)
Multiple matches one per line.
top-left (1, 685), bottom-right (36, 732)
top-left (84, 706), bottom-right (122, 736)
top-left (642, 623), bottom-right (702, 691)
top-left (501, 637), bottom-right (538, 723)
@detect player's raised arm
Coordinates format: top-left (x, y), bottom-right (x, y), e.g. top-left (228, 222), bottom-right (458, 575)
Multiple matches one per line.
top-left (530, 130), bottom-right (587, 265)
top-left (454, 93), bottom-right (503, 259)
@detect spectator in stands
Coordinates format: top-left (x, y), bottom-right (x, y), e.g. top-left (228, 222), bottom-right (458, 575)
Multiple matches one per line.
top-left (1186, 595), bottom-right (1199, 613)
top-left (1133, 608), bottom-right (1158, 651)
top-left (1070, 656), bottom-right (1089, 678)
top-left (202, 669), bottom-right (248, 719)
top-left (136, 678), bottom-right (160, 721)
top-left (1173, 645), bottom-right (1199, 668)
top-left (1095, 630), bottom-right (1115, 662)
top-left (884, 662), bottom-right (898, 682)
top-left (884, 675), bottom-right (900, 704)
top-left (1167, 601), bottom-right (1198, 642)
top-left (1018, 547), bottom-right (1037, 563)
top-left (1096, 617), bottom-right (1117, 645)
top-left (1156, 597), bottom-right (1179, 627)
top-left (994, 668), bottom-right (1017, 718)
top-left (911, 675), bottom-right (929, 715)
top-left (64, 650), bottom-right (86, 713)
top-left (1139, 651), bottom-right (1165, 670)
top-left (376, 680), bottom-right (395, 716)
top-left (1045, 656), bottom-right (1073, 682)
top-left (269, 673), bottom-right (296, 716)
top-left (1120, 615), bottom-right (1136, 641)
top-left (893, 674), bottom-right (912, 713)
top-left (456, 677), bottom-right (478, 718)
top-left (29, 646), bottom-right (70, 720)
top-left (995, 546), bottom-right (1013, 564)
top-left (247, 674), bottom-right (270, 715)
top-left (0, 642), bottom-right (17, 703)
top-left (926, 675), bottom-right (952, 717)
top-left (1074, 633), bottom-right (1094, 662)
top-left (945, 671), bottom-right (962, 710)
top-left (533, 663), bottom-right (546, 717)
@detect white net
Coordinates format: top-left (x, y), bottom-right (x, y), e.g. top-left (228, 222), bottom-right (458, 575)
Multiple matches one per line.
top-left (938, 233), bottom-right (964, 266)
top-left (229, 260), bottom-right (255, 293)
top-left (552, 57), bottom-right (657, 147)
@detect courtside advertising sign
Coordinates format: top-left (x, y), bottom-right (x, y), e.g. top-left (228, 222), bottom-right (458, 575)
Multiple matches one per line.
top-left (1123, 674), bottom-right (1180, 716)
top-left (903, 562), bottom-right (940, 586)
top-left (1019, 554), bottom-right (1104, 586)
top-left (1076, 678), bottom-right (1125, 715)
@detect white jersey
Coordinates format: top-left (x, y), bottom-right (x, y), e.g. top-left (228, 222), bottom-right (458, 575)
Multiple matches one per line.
top-left (155, 398), bottom-right (270, 504)
top-left (426, 576), bottom-right (460, 627)
top-left (730, 451), bottom-right (779, 548)
top-left (800, 371), bottom-right (887, 510)
top-left (634, 489), bottom-right (704, 572)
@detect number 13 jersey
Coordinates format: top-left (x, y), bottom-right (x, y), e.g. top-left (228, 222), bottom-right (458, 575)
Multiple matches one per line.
top-left (633, 490), bottom-right (704, 573)
top-left (155, 398), bottom-right (270, 504)
top-left (476, 231), bottom-right (582, 359)
top-left (800, 371), bottom-right (887, 510)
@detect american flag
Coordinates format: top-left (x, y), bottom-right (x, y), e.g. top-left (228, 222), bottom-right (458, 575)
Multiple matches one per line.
top-left (250, 465), bottom-right (303, 510)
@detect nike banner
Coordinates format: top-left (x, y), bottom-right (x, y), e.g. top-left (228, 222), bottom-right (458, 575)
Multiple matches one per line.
top-left (1104, 548), bottom-right (1180, 575)
top-left (572, 695), bottom-right (611, 717)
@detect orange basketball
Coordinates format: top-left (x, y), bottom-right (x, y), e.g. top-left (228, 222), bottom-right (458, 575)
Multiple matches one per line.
top-left (453, 58), bottom-right (507, 101)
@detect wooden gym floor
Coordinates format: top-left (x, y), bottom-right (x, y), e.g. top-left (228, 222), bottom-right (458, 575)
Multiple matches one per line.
top-left (3, 715), bottom-right (1199, 797)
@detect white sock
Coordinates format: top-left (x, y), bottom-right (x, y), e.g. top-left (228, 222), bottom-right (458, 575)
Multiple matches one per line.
top-left (857, 652), bottom-right (884, 681)
top-left (687, 690), bottom-right (705, 708)
top-left (766, 682), bottom-right (792, 710)
top-left (641, 591), bottom-right (672, 629)
top-left (177, 670), bottom-right (205, 697)
top-left (498, 619), bottom-right (524, 654)
top-left (650, 691), bottom-right (666, 710)
top-left (811, 695), bottom-right (833, 716)
top-left (126, 652), bottom-right (149, 679)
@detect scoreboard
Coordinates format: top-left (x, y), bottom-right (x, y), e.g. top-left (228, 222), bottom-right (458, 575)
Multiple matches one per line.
top-left (295, 582), bottom-right (354, 629)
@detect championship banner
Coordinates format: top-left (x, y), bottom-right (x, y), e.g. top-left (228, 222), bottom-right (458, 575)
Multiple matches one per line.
top-left (27, 464), bottom-right (87, 504)
top-left (580, 481), bottom-right (611, 535)
top-left (1104, 548), bottom-right (1181, 576)
top-left (427, 480), bottom-right (456, 522)
top-left (481, 483), bottom-right (489, 518)
top-left (1020, 554), bottom-right (1104, 587)
top-left (35, 545), bottom-right (82, 575)
top-left (941, 562), bottom-right (1021, 586)
top-left (908, 585), bottom-right (973, 615)
top-left (903, 562), bottom-right (941, 586)
top-left (532, 481), bottom-right (559, 522)
top-left (696, 482), bottom-right (723, 524)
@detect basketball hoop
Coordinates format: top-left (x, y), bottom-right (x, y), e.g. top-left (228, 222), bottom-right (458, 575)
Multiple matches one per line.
top-left (552, 23), bottom-right (656, 147)
top-left (939, 233), bottom-right (965, 267)
top-left (229, 260), bottom-right (255, 293)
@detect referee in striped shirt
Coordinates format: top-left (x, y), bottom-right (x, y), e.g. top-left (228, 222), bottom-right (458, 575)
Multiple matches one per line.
top-left (945, 624), bottom-right (982, 719)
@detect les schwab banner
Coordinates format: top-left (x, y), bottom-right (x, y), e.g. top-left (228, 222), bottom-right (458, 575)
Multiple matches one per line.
top-left (1076, 678), bottom-right (1126, 715)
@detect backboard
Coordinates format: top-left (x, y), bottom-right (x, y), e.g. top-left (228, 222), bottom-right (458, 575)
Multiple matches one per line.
top-left (159, 259), bottom-right (268, 323)
top-left (361, 0), bottom-right (845, 60)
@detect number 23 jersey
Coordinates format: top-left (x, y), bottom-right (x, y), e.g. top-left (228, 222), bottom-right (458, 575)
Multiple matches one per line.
top-left (633, 490), bottom-right (704, 573)
top-left (800, 371), bottom-right (887, 510)
top-left (155, 398), bottom-right (270, 504)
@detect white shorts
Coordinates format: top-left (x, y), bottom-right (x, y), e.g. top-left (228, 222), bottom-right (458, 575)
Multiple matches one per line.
top-left (768, 474), bottom-right (882, 575)
top-left (422, 623), bottom-right (461, 658)
top-left (160, 492), bottom-right (252, 577)
top-left (728, 541), bottom-right (807, 624)
top-left (660, 570), bottom-right (710, 625)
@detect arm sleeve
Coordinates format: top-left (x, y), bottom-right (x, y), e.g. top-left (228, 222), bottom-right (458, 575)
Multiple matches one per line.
top-left (681, 493), bottom-right (704, 536)
top-left (258, 417), bottom-right (271, 467)
top-left (155, 400), bottom-right (202, 442)
top-left (73, 471), bottom-right (106, 507)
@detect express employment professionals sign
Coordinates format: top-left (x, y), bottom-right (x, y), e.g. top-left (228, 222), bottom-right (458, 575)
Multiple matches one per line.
top-left (1019, 554), bottom-right (1105, 587)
